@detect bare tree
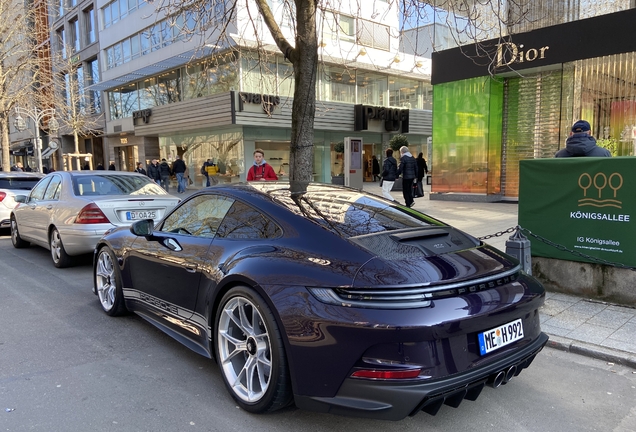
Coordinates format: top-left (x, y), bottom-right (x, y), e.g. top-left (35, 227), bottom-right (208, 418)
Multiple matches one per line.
top-left (46, 43), bottom-right (104, 170)
top-left (0, 0), bottom-right (41, 172)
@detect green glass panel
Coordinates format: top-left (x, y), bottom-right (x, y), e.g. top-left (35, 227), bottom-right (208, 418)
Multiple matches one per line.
top-left (432, 77), bottom-right (502, 194)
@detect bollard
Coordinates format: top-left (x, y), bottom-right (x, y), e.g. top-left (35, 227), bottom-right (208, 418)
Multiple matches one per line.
top-left (505, 228), bottom-right (532, 275)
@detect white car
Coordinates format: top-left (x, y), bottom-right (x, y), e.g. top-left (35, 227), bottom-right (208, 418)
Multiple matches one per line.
top-left (10, 171), bottom-right (180, 267)
top-left (0, 172), bottom-right (44, 228)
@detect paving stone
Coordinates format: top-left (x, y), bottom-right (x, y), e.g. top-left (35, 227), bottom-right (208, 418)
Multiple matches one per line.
top-left (564, 301), bottom-right (607, 317)
top-left (540, 323), bottom-right (572, 337)
top-left (607, 322), bottom-right (636, 343)
top-left (548, 293), bottom-right (581, 304)
top-left (541, 299), bottom-right (575, 317)
top-left (587, 309), bottom-right (634, 329)
top-left (566, 323), bottom-right (615, 345)
top-left (541, 309), bottom-right (588, 331)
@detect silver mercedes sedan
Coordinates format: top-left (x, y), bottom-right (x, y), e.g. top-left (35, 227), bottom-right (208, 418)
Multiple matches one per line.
top-left (10, 171), bottom-right (180, 267)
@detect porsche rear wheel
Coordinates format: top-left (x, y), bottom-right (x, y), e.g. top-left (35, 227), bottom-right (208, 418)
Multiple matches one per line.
top-left (50, 228), bottom-right (72, 268)
top-left (94, 247), bottom-right (127, 316)
top-left (10, 217), bottom-right (29, 248)
top-left (215, 286), bottom-right (292, 413)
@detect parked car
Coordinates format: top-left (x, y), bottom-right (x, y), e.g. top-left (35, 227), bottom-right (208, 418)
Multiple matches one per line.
top-left (0, 172), bottom-right (44, 228)
top-left (93, 183), bottom-right (548, 421)
top-left (11, 171), bottom-right (179, 268)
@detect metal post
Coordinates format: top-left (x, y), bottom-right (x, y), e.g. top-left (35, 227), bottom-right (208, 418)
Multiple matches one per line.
top-left (34, 123), bottom-right (42, 173)
top-left (505, 227), bottom-right (532, 275)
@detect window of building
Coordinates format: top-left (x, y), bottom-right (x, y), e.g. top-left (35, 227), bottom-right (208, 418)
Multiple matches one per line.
top-left (322, 11), bottom-right (355, 43)
top-left (53, 0), bottom-right (63, 19)
top-left (87, 58), bottom-right (101, 113)
top-left (84, 7), bottom-right (96, 44)
top-left (69, 18), bottom-right (80, 53)
top-left (242, 54), bottom-right (277, 95)
top-left (320, 65), bottom-right (356, 103)
top-left (184, 61), bottom-right (210, 99)
top-left (157, 70), bottom-right (182, 104)
top-left (139, 77), bottom-right (159, 110)
top-left (356, 71), bottom-right (387, 106)
top-left (56, 27), bottom-right (66, 59)
top-left (66, 0), bottom-right (77, 9)
top-left (208, 55), bottom-right (239, 94)
top-left (357, 19), bottom-right (390, 51)
top-left (389, 76), bottom-right (429, 109)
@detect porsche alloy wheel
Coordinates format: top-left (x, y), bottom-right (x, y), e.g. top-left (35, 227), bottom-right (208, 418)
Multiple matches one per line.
top-left (49, 228), bottom-right (72, 268)
top-left (215, 287), bottom-right (292, 413)
top-left (94, 248), bottom-right (126, 316)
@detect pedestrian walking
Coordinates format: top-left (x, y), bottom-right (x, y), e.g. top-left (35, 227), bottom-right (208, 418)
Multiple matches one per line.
top-left (202, 159), bottom-right (218, 186)
top-left (397, 146), bottom-right (417, 208)
top-left (380, 148), bottom-right (398, 202)
top-left (372, 155), bottom-right (380, 182)
top-left (159, 159), bottom-right (172, 192)
top-left (415, 152), bottom-right (428, 198)
top-left (147, 159), bottom-right (161, 185)
top-left (554, 120), bottom-right (611, 158)
top-left (172, 155), bottom-right (187, 193)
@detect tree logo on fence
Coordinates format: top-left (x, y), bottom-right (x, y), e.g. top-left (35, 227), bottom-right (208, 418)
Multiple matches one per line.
top-left (578, 172), bottom-right (623, 209)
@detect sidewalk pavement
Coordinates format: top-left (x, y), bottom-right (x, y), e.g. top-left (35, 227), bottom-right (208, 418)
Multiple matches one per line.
top-left (183, 180), bottom-right (636, 369)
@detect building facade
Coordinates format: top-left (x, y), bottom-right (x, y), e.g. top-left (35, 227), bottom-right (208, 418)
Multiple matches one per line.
top-left (431, 1), bottom-right (636, 199)
top-left (86, 0), bottom-right (432, 183)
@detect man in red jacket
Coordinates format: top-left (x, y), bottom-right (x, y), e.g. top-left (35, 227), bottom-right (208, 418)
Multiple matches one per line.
top-left (247, 148), bottom-right (279, 181)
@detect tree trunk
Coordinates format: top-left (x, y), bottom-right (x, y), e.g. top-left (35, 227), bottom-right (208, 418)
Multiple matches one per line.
top-left (288, 0), bottom-right (318, 186)
top-left (0, 112), bottom-right (9, 172)
top-left (74, 130), bottom-right (81, 170)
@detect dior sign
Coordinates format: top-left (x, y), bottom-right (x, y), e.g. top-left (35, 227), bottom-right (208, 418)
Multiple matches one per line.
top-left (496, 42), bottom-right (550, 68)
top-left (354, 104), bottom-right (410, 133)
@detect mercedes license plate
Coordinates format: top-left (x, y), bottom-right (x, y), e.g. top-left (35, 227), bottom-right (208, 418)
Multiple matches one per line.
top-left (478, 319), bottom-right (524, 356)
top-left (126, 210), bottom-right (156, 221)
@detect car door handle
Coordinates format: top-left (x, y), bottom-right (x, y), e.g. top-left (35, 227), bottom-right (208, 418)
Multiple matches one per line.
top-left (182, 263), bottom-right (198, 273)
top-left (46, 205), bottom-right (53, 210)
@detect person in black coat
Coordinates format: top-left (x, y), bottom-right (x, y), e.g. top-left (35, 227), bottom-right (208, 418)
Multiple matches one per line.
top-left (147, 159), bottom-right (161, 184)
top-left (108, 162), bottom-right (116, 170)
top-left (134, 162), bottom-right (147, 176)
top-left (159, 158), bottom-right (172, 192)
top-left (380, 149), bottom-right (398, 202)
top-left (415, 152), bottom-right (428, 198)
top-left (372, 155), bottom-right (380, 182)
top-left (396, 146), bottom-right (417, 208)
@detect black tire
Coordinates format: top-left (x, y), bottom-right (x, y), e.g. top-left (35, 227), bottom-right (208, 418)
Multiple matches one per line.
top-left (10, 216), bottom-right (29, 248)
top-left (49, 227), bottom-right (72, 268)
top-left (94, 247), bottom-right (127, 316)
top-left (214, 286), bottom-right (293, 413)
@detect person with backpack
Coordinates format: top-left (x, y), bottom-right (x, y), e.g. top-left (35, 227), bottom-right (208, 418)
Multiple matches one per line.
top-left (201, 159), bottom-right (218, 186)
top-left (246, 149), bottom-right (278, 181)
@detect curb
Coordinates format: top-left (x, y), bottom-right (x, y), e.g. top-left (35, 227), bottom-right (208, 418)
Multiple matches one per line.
top-left (545, 334), bottom-right (636, 369)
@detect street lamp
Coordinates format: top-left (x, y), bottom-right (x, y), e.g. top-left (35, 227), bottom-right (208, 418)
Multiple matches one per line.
top-left (13, 106), bottom-right (59, 173)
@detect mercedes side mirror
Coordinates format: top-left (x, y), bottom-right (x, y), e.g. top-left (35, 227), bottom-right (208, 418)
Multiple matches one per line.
top-left (14, 195), bottom-right (27, 203)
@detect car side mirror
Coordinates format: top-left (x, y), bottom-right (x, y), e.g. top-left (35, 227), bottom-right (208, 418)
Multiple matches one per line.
top-left (130, 219), bottom-right (155, 237)
top-left (14, 195), bottom-right (27, 203)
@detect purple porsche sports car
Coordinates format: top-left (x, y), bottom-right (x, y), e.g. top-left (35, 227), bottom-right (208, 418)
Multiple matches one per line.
top-left (93, 182), bottom-right (548, 420)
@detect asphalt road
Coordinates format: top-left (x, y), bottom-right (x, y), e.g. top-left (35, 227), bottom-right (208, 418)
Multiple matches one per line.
top-left (1, 232), bottom-right (635, 432)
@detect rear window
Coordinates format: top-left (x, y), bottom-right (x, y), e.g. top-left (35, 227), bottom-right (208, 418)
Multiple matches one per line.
top-left (0, 177), bottom-right (42, 190)
top-left (72, 174), bottom-right (167, 196)
top-left (266, 186), bottom-right (434, 238)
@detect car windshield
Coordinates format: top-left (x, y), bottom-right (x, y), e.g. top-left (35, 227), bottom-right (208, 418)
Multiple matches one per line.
top-left (0, 177), bottom-right (41, 190)
top-left (72, 174), bottom-right (167, 196)
top-left (262, 184), bottom-right (436, 238)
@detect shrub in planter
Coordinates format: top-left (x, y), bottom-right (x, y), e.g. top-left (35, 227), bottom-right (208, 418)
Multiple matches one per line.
top-left (389, 134), bottom-right (409, 152)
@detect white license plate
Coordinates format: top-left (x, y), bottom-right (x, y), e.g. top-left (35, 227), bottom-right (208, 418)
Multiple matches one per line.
top-left (478, 319), bottom-right (524, 355)
top-left (126, 210), bottom-right (156, 221)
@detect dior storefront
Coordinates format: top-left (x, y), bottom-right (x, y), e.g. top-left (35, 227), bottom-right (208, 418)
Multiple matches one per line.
top-left (431, 8), bottom-right (636, 199)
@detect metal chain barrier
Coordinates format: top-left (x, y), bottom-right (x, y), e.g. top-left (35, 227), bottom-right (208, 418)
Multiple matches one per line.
top-left (478, 225), bottom-right (636, 271)
top-left (477, 226), bottom-right (517, 240)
